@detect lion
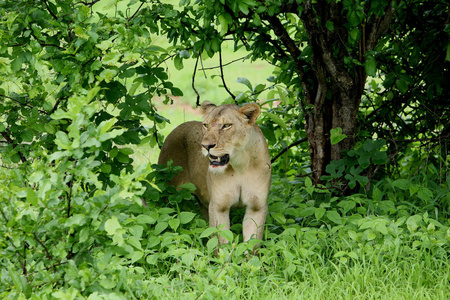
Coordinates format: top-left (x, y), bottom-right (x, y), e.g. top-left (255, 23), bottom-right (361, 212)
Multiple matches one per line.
top-left (158, 101), bottom-right (271, 244)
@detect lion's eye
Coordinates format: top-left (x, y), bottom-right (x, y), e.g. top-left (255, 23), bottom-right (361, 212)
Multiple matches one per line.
top-left (222, 124), bottom-right (232, 130)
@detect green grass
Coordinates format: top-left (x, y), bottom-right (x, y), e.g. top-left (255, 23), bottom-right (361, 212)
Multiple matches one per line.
top-left (136, 237), bottom-right (449, 299)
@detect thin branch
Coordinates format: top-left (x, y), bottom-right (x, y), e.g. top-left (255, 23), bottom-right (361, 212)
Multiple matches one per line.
top-left (390, 135), bottom-right (450, 144)
top-left (33, 233), bottom-right (53, 261)
top-left (271, 138), bottom-right (308, 163)
top-left (127, 1), bottom-right (145, 23)
top-left (1, 131), bottom-right (27, 163)
top-left (219, 49), bottom-right (236, 103)
top-left (200, 56), bottom-right (247, 71)
top-left (0, 95), bottom-right (48, 115)
top-left (193, 53), bottom-right (201, 106)
top-left (42, 0), bottom-right (58, 20)
top-left (76, 0), bottom-right (101, 6)
top-left (263, 14), bottom-right (312, 104)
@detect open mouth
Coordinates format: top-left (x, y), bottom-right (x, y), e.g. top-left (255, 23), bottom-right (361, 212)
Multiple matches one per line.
top-left (208, 154), bottom-right (230, 167)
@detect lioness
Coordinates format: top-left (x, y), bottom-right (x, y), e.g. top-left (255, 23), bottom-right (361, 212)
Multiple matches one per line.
top-left (158, 101), bottom-right (271, 244)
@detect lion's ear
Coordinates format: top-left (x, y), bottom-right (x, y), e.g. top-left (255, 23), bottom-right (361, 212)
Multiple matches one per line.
top-left (239, 103), bottom-right (261, 125)
top-left (201, 100), bottom-right (216, 116)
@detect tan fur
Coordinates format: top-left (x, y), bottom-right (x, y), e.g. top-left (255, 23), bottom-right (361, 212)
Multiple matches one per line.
top-left (158, 101), bottom-right (271, 243)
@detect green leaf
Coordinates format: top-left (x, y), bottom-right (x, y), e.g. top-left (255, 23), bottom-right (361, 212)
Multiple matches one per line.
top-left (265, 112), bottom-right (287, 130)
top-left (179, 212), bottom-right (196, 224)
top-left (11, 57), bottom-right (22, 72)
top-left (365, 56), bottom-right (377, 76)
top-left (200, 227), bottom-right (218, 238)
top-left (417, 187), bottom-right (433, 202)
top-left (127, 236), bottom-right (142, 250)
top-left (330, 127), bottom-right (347, 145)
top-left (130, 251), bottom-right (144, 263)
top-left (219, 229), bottom-right (233, 242)
top-left (105, 216), bottom-right (122, 235)
top-left (338, 200), bottom-right (356, 214)
top-left (169, 218), bottom-right (180, 231)
top-left (207, 237), bottom-right (218, 253)
top-left (325, 20), bottom-right (334, 31)
top-left (372, 151), bottom-right (388, 165)
top-left (406, 215), bottom-right (422, 233)
top-left (26, 187), bottom-right (37, 205)
top-left (393, 179), bottom-right (409, 190)
top-left (326, 210), bottom-right (342, 224)
top-left (174, 55), bottom-right (183, 70)
top-left (271, 212), bottom-right (286, 224)
top-left (154, 221), bottom-right (168, 235)
top-left (315, 207), bottom-right (326, 219)
top-left (79, 227), bottom-right (89, 243)
top-left (236, 77), bottom-right (252, 90)
top-left (98, 117), bottom-right (117, 135)
top-left (181, 252), bottom-right (195, 266)
top-left (396, 78), bottom-right (409, 94)
top-left (55, 131), bottom-right (71, 149)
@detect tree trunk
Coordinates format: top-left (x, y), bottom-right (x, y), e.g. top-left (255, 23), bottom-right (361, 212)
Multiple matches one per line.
top-left (266, 0), bottom-right (394, 183)
top-left (299, 0), bottom-right (394, 183)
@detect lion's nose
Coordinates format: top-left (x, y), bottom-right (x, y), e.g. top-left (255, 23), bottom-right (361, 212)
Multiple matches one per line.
top-left (202, 143), bottom-right (216, 150)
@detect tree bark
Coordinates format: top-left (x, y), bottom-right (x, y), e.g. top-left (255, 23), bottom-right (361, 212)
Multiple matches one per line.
top-left (298, 0), bottom-right (394, 183)
top-left (263, 0), bottom-right (395, 183)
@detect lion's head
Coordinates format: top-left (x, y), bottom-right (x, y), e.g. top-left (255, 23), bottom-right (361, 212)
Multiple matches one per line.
top-left (200, 101), bottom-right (261, 172)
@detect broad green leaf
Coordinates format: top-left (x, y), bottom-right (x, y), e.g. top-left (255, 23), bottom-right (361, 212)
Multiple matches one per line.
top-left (219, 229), bottom-right (233, 242)
top-left (127, 236), bottom-right (142, 250)
top-left (105, 216), bottom-right (122, 235)
top-left (154, 221), bottom-right (168, 235)
top-left (265, 112), bottom-right (287, 130)
top-left (326, 210), bottom-right (342, 224)
top-left (98, 117), bottom-right (117, 135)
top-left (146, 255), bottom-right (158, 265)
top-left (417, 187), bottom-right (433, 202)
top-left (11, 57), bottom-right (22, 72)
top-left (338, 200), bottom-right (356, 214)
top-left (179, 182), bottom-right (196, 192)
top-left (169, 218), bottom-right (180, 231)
top-left (365, 56), bottom-right (377, 76)
top-left (315, 207), bottom-right (326, 219)
top-left (65, 214), bottom-right (85, 227)
top-left (330, 127), bottom-right (347, 145)
top-left (271, 212), bottom-right (286, 224)
top-left (79, 227), bottom-right (89, 243)
top-left (26, 187), bottom-right (37, 205)
top-left (179, 212), bottom-right (196, 224)
top-left (200, 227), bottom-right (218, 238)
top-left (136, 215), bottom-right (156, 225)
top-left (396, 78), bottom-right (409, 94)
top-left (218, 14), bottom-right (229, 36)
top-left (325, 20), bottom-right (334, 31)
top-left (55, 131), bottom-right (71, 149)
top-left (181, 252), bottom-right (195, 266)
top-left (236, 77), bottom-right (252, 90)
top-left (406, 215), bottom-right (423, 233)
top-left (130, 251), bottom-right (144, 263)
top-left (207, 237), bottom-right (218, 253)
top-left (372, 151), bottom-right (388, 165)
top-left (174, 55), bottom-right (183, 70)
top-left (393, 179), bottom-right (409, 190)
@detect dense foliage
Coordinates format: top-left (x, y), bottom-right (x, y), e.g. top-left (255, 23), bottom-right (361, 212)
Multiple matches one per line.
top-left (0, 0), bottom-right (449, 298)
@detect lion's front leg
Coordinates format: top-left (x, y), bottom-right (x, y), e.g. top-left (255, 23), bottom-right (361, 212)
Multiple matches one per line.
top-left (243, 198), bottom-right (268, 241)
top-left (208, 200), bottom-right (231, 244)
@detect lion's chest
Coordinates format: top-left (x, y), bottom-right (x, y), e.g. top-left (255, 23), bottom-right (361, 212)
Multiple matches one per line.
top-left (206, 167), bottom-right (269, 210)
